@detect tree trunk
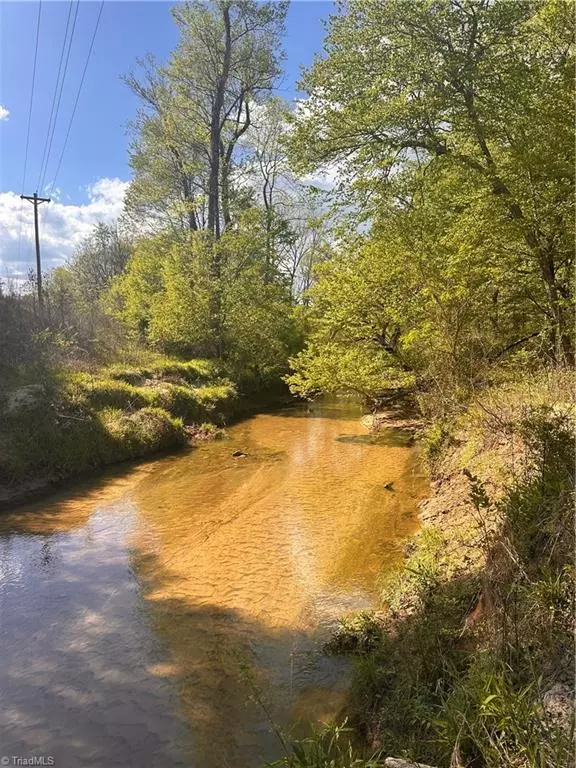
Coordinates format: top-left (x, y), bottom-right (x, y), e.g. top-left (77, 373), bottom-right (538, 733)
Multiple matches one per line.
top-left (207, 2), bottom-right (232, 240)
top-left (207, 2), bottom-right (232, 357)
top-left (460, 87), bottom-right (573, 364)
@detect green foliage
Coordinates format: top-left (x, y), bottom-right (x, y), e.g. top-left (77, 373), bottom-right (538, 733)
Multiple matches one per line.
top-left (111, 223), bottom-right (302, 378)
top-left (287, 0), bottom-right (574, 403)
top-left (268, 721), bottom-right (382, 768)
top-left (287, 341), bottom-right (414, 403)
top-left (436, 652), bottom-right (573, 768)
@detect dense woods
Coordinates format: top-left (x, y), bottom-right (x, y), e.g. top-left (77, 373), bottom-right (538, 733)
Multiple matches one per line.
top-left (1, 1), bottom-right (574, 766)
top-left (4, 0), bottom-right (572, 399)
top-left (287, 0), bottom-right (574, 408)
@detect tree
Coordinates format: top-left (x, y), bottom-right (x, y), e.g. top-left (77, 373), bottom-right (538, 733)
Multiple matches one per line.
top-left (109, 212), bottom-right (302, 376)
top-left (289, 0), bottom-right (574, 364)
top-left (125, 0), bottom-right (288, 240)
top-left (287, 157), bottom-right (550, 408)
top-left (69, 223), bottom-right (132, 303)
top-left (125, 0), bottom-right (288, 354)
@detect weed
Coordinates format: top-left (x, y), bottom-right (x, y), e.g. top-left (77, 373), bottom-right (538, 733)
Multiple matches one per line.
top-left (268, 721), bottom-right (382, 768)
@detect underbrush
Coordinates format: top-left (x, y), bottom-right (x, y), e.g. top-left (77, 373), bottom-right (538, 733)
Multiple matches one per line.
top-left (269, 721), bottom-right (382, 767)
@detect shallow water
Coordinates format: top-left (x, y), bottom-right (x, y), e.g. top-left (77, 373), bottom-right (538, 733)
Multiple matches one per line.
top-left (0, 401), bottom-right (428, 767)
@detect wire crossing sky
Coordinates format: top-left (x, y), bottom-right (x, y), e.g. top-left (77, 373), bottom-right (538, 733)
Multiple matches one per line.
top-left (0, 1), bottom-right (333, 282)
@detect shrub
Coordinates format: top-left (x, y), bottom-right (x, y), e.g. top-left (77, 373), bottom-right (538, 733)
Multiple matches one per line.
top-left (268, 721), bottom-right (382, 768)
top-left (101, 406), bottom-right (185, 457)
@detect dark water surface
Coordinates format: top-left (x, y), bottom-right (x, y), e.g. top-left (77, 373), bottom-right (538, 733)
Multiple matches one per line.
top-left (0, 402), bottom-right (428, 767)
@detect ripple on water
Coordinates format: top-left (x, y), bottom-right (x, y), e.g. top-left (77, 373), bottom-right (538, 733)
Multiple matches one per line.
top-left (0, 402), bottom-right (428, 767)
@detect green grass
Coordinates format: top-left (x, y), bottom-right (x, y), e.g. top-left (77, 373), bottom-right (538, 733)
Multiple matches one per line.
top-left (105, 357), bottom-right (218, 386)
top-left (0, 356), bottom-right (239, 486)
top-left (267, 721), bottom-right (382, 768)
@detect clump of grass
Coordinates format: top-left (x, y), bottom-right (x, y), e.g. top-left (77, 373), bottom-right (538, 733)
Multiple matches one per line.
top-left (64, 372), bottom-right (149, 410)
top-left (105, 357), bottom-right (217, 386)
top-left (100, 406), bottom-right (185, 457)
top-left (268, 721), bottom-right (382, 768)
top-left (436, 651), bottom-right (573, 768)
top-left (141, 383), bottom-right (204, 421)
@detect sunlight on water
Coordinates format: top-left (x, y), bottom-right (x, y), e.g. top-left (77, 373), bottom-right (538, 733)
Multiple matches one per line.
top-left (0, 402), bottom-right (428, 767)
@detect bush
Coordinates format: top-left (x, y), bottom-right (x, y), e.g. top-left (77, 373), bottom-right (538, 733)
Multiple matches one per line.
top-left (101, 406), bottom-right (185, 457)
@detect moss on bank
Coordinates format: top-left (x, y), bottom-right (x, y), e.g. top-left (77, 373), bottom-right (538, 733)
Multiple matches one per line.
top-left (0, 356), bottom-right (286, 508)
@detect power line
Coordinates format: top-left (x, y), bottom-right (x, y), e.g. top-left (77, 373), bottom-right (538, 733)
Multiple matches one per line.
top-left (18, 0), bottom-right (42, 263)
top-left (48, 0), bottom-right (105, 199)
top-left (21, 0), bottom-right (42, 194)
top-left (37, 0), bottom-right (79, 193)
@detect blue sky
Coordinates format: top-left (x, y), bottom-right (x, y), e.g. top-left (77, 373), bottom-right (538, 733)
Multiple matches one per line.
top-left (0, 0), bottom-right (332, 279)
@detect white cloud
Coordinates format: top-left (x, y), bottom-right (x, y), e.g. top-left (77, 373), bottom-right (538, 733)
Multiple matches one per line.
top-left (0, 105), bottom-right (9, 121)
top-left (0, 177), bottom-right (129, 281)
top-left (302, 163), bottom-right (343, 191)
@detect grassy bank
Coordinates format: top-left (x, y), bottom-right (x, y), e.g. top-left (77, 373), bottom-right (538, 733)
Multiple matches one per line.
top-left (274, 371), bottom-right (574, 768)
top-left (0, 355), bottom-right (287, 509)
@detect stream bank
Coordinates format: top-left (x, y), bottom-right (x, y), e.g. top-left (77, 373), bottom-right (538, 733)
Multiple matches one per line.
top-left (0, 357), bottom-right (289, 511)
top-left (319, 372), bottom-right (574, 768)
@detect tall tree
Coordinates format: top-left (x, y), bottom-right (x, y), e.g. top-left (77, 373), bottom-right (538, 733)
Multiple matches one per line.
top-left (126, 0), bottom-right (287, 240)
top-left (125, 0), bottom-right (288, 355)
top-left (289, 0), bottom-right (574, 363)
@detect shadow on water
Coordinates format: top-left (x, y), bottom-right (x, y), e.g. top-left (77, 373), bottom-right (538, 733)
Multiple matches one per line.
top-left (0, 517), bottom-right (346, 768)
top-left (336, 431), bottom-right (415, 448)
top-left (273, 400), bottom-right (365, 421)
top-left (133, 549), bottom-right (351, 768)
top-left (0, 402), bottom-right (429, 768)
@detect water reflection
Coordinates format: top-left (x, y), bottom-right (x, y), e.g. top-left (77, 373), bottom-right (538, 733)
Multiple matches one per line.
top-left (0, 403), bottom-right (428, 767)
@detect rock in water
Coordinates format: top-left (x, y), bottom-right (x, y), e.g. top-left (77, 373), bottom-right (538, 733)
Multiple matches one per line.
top-left (231, 450), bottom-right (247, 458)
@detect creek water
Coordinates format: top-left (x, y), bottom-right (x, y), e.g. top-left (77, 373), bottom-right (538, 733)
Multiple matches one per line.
top-left (0, 401), bottom-right (428, 767)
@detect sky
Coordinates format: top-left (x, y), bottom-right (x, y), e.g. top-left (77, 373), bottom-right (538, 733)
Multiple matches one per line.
top-left (0, 0), bottom-right (333, 282)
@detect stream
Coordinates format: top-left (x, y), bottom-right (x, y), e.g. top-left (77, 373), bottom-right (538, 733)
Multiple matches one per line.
top-left (0, 401), bottom-right (428, 767)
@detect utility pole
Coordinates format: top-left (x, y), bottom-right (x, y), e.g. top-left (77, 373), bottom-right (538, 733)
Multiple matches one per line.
top-left (21, 191), bottom-right (50, 308)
